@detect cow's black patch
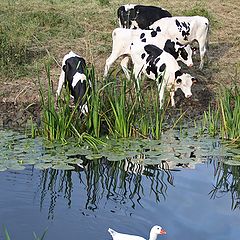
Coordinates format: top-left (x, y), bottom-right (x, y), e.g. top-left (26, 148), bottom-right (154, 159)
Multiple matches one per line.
top-left (63, 56), bottom-right (90, 107)
top-left (151, 30), bottom-right (157, 37)
top-left (175, 19), bottom-right (180, 27)
top-left (182, 21), bottom-right (187, 29)
top-left (179, 48), bottom-right (188, 60)
top-left (144, 45), bottom-right (164, 78)
top-left (141, 53), bottom-right (146, 59)
top-left (163, 40), bottom-right (178, 59)
top-left (144, 44), bottom-right (163, 63)
top-left (157, 75), bottom-right (163, 84)
top-left (175, 70), bottom-right (182, 79)
top-left (140, 33), bottom-right (145, 39)
top-left (155, 57), bottom-right (160, 64)
top-left (142, 38), bottom-right (147, 42)
top-left (159, 63), bottom-right (166, 72)
top-left (117, 5), bottom-right (172, 29)
top-left (176, 78), bottom-right (182, 84)
top-left (156, 26), bottom-right (161, 32)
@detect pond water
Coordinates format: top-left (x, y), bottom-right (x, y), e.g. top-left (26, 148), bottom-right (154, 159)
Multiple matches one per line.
top-left (0, 129), bottom-right (239, 240)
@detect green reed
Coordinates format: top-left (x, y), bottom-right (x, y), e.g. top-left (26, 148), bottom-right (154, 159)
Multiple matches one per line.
top-left (34, 63), bottom-right (187, 144)
top-left (104, 76), bottom-right (137, 138)
top-left (102, 72), bottom-right (170, 139)
top-left (36, 63), bottom-right (102, 149)
top-left (202, 83), bottom-right (240, 142)
top-left (3, 226), bottom-right (47, 240)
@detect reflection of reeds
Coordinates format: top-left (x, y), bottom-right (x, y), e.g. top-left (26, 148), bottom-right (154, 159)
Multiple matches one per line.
top-left (209, 161), bottom-right (240, 210)
top-left (37, 157), bottom-right (174, 218)
top-left (39, 168), bottom-right (73, 219)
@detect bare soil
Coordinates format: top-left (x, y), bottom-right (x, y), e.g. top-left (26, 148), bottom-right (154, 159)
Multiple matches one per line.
top-left (0, 0), bottom-right (239, 128)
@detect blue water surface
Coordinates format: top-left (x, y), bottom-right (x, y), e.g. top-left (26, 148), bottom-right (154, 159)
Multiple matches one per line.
top-left (0, 157), bottom-right (239, 240)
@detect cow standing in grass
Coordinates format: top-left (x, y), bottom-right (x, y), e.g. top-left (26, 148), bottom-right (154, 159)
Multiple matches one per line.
top-left (149, 16), bottom-right (210, 69)
top-left (104, 28), bottom-right (194, 80)
top-left (56, 51), bottom-right (91, 114)
top-left (129, 43), bottom-right (197, 108)
top-left (117, 4), bottom-right (172, 29)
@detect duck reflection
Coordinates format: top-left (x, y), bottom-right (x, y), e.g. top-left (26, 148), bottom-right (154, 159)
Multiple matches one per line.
top-left (38, 156), bottom-right (174, 219)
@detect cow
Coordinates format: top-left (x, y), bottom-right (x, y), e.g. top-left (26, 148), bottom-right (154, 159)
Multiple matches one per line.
top-left (117, 4), bottom-right (172, 29)
top-left (104, 28), bottom-right (193, 80)
top-left (56, 51), bottom-right (91, 114)
top-left (130, 44), bottom-right (197, 108)
top-left (149, 16), bottom-right (210, 69)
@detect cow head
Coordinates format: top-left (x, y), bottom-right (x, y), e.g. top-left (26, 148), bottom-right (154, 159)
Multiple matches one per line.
top-left (175, 72), bottom-right (197, 98)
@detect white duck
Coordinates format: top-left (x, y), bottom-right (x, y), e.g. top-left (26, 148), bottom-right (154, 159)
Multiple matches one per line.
top-left (108, 225), bottom-right (166, 240)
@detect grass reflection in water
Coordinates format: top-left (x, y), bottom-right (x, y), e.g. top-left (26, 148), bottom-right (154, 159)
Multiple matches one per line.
top-left (38, 157), bottom-right (174, 219)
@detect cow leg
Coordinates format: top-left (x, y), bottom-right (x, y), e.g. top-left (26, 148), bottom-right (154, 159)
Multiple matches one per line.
top-left (158, 81), bottom-right (167, 109)
top-left (133, 64), bottom-right (143, 91)
top-left (56, 69), bottom-right (65, 97)
top-left (120, 56), bottom-right (131, 80)
top-left (198, 36), bottom-right (208, 70)
top-left (104, 54), bottom-right (117, 77)
top-left (170, 91), bottom-right (175, 107)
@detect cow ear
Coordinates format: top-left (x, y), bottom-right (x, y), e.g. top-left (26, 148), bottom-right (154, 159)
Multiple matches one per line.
top-left (192, 77), bottom-right (198, 83)
top-left (176, 78), bottom-right (182, 84)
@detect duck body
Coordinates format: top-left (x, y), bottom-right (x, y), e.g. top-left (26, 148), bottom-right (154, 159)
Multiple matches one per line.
top-left (108, 225), bottom-right (166, 240)
top-left (108, 228), bottom-right (145, 240)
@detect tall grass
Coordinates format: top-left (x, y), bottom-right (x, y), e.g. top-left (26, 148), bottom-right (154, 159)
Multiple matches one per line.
top-left (34, 61), bottom-right (188, 145)
top-left (3, 226), bottom-right (47, 240)
top-left (102, 72), bottom-right (171, 139)
top-left (201, 83), bottom-right (240, 142)
top-left (36, 63), bottom-right (103, 149)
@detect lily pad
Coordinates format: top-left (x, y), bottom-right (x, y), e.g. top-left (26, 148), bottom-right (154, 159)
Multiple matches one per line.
top-left (35, 163), bottom-right (53, 170)
top-left (224, 160), bottom-right (240, 166)
top-left (52, 163), bottom-right (75, 170)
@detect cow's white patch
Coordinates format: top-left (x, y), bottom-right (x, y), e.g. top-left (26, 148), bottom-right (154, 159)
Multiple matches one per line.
top-left (72, 73), bottom-right (86, 88)
top-left (124, 4), bottom-right (136, 11)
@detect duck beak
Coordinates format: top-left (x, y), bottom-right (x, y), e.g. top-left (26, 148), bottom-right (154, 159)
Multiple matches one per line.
top-left (160, 229), bottom-right (167, 235)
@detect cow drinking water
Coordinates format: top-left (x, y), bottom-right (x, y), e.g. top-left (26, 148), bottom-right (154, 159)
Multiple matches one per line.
top-left (56, 51), bottom-right (91, 114)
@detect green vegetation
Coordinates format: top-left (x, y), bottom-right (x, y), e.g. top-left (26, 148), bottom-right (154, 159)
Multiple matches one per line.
top-left (3, 226), bottom-right (47, 240)
top-left (34, 64), bottom-right (174, 143)
top-left (0, 0), bottom-right (114, 78)
top-left (201, 82), bottom-right (240, 143)
top-left (182, 3), bottom-right (217, 27)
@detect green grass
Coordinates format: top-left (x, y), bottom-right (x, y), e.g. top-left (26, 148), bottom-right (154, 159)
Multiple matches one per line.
top-left (3, 226), bottom-right (47, 240)
top-left (0, 0), bottom-right (114, 78)
top-left (201, 82), bottom-right (240, 143)
top-left (33, 63), bottom-right (179, 142)
top-left (182, 3), bottom-right (217, 27)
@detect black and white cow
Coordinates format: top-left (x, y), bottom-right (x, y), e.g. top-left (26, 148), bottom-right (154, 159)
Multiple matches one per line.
top-left (56, 51), bottom-right (91, 114)
top-left (117, 4), bottom-right (172, 29)
top-left (130, 43), bottom-right (196, 108)
top-left (104, 28), bottom-right (193, 80)
top-left (149, 16), bottom-right (210, 69)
